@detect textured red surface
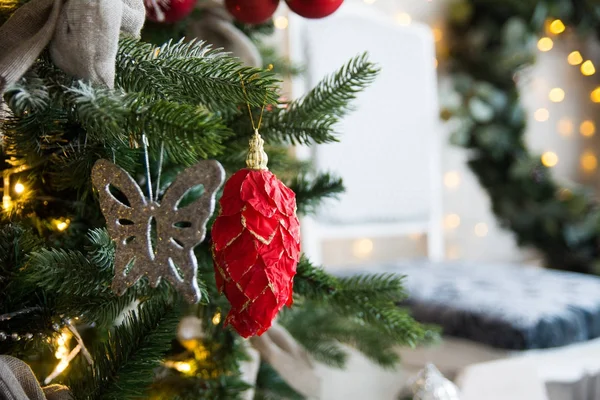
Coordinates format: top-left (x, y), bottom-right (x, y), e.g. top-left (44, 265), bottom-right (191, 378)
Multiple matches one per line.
top-left (144, 0), bottom-right (196, 23)
top-left (225, 0), bottom-right (280, 25)
top-left (212, 169), bottom-right (300, 338)
top-left (285, 0), bottom-right (344, 19)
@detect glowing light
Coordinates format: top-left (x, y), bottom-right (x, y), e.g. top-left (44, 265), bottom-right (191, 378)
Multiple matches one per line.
top-left (580, 120), bottom-right (595, 137)
top-left (534, 108), bottom-right (549, 122)
top-left (274, 16), bottom-right (288, 30)
top-left (474, 223), bottom-right (489, 237)
top-left (558, 119), bottom-right (573, 136)
top-left (581, 151), bottom-right (598, 172)
top-left (591, 87), bottom-right (600, 103)
top-left (2, 196), bottom-right (12, 210)
top-left (394, 12), bottom-right (412, 26)
top-left (549, 88), bottom-right (565, 102)
top-left (54, 219), bottom-right (70, 232)
top-left (581, 60), bottom-right (596, 76)
top-left (174, 362), bottom-right (192, 373)
top-left (432, 28), bottom-right (443, 42)
top-left (363, 0), bottom-right (376, 4)
top-left (537, 37), bottom-right (554, 52)
top-left (549, 19), bottom-right (566, 34)
top-left (212, 312), bottom-right (221, 325)
top-left (541, 151), bottom-right (559, 167)
top-left (353, 238), bottom-right (374, 259)
top-left (434, 58), bottom-right (438, 68)
top-left (568, 51), bottom-right (583, 65)
top-left (443, 171), bottom-right (460, 189)
top-left (444, 214), bottom-right (461, 230)
top-left (13, 182), bottom-right (24, 194)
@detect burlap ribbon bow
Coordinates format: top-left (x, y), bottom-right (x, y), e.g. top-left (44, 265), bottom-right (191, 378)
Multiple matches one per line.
top-left (0, 356), bottom-right (72, 400)
top-left (0, 0), bottom-right (145, 93)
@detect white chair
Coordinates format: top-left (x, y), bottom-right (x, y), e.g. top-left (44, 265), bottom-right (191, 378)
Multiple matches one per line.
top-left (288, 2), bottom-right (444, 267)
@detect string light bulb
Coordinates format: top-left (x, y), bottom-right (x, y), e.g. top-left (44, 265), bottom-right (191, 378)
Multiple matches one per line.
top-left (54, 219), bottom-right (70, 232)
top-left (444, 214), bottom-right (461, 230)
top-left (534, 108), bottom-right (550, 122)
top-left (443, 171), bottom-right (460, 189)
top-left (274, 16), bottom-right (288, 30)
top-left (13, 182), bottom-right (24, 195)
top-left (541, 151), bottom-right (559, 167)
top-left (549, 88), bottom-right (565, 102)
top-left (212, 312), bottom-right (221, 325)
top-left (537, 37), bottom-right (554, 52)
top-left (591, 87), bottom-right (600, 103)
top-left (568, 51), bottom-right (583, 65)
top-left (581, 151), bottom-right (598, 172)
top-left (549, 19), bottom-right (566, 34)
top-left (581, 60), bottom-right (596, 76)
top-left (353, 238), bottom-right (374, 259)
top-left (558, 119), bottom-right (574, 136)
top-left (580, 120), bottom-right (595, 137)
top-left (474, 223), bottom-right (489, 237)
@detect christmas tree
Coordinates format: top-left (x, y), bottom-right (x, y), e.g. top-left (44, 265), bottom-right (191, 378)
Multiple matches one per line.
top-left (0, 1), bottom-right (427, 399)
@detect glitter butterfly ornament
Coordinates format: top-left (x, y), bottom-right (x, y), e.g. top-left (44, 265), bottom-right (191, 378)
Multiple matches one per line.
top-left (211, 79), bottom-right (301, 338)
top-left (92, 139), bottom-right (225, 303)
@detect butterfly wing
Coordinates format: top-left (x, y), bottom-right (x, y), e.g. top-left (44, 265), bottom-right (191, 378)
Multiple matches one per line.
top-left (91, 159), bottom-right (149, 295)
top-left (157, 160), bottom-right (225, 302)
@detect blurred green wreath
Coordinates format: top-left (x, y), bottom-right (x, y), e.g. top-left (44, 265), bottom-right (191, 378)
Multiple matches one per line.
top-left (443, 0), bottom-right (600, 274)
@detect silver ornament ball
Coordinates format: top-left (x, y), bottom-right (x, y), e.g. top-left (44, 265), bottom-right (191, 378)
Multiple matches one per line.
top-left (411, 364), bottom-right (461, 400)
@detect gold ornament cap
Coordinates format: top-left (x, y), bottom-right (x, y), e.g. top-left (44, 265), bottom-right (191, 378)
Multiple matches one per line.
top-left (246, 129), bottom-right (269, 170)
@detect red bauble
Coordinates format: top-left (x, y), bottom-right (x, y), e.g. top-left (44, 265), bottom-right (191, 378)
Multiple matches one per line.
top-left (225, 0), bottom-right (280, 25)
top-left (285, 0), bottom-right (343, 18)
top-left (145, 0), bottom-right (196, 23)
top-left (212, 168), bottom-right (300, 338)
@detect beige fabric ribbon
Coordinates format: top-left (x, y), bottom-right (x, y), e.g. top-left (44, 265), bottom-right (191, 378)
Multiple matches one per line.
top-left (187, 0), bottom-right (262, 67)
top-left (0, 355), bottom-right (73, 400)
top-left (242, 322), bottom-right (322, 399)
top-left (0, 0), bottom-right (145, 93)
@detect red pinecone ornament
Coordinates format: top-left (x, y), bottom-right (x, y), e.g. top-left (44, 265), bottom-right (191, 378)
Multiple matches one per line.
top-left (212, 132), bottom-right (300, 338)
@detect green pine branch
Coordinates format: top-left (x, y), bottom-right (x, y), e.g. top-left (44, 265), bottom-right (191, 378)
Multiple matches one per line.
top-left (288, 173), bottom-right (344, 215)
top-left (67, 299), bottom-right (181, 400)
top-left (262, 53), bottom-right (379, 145)
top-left (116, 38), bottom-right (280, 111)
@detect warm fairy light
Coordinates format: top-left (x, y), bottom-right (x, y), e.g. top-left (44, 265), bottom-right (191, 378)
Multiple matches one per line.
top-left (164, 360), bottom-right (196, 375)
top-left (174, 362), bottom-right (192, 373)
top-left (581, 151), bottom-right (598, 172)
top-left (568, 51), bottom-right (583, 65)
top-left (394, 12), bottom-right (412, 26)
top-left (54, 359), bottom-right (69, 374)
top-left (591, 87), bottom-right (600, 103)
top-left (534, 108), bottom-right (550, 122)
top-left (443, 171), bottom-right (460, 189)
top-left (549, 88), bottom-right (565, 102)
top-left (434, 58), bottom-right (438, 68)
top-left (212, 312), bottom-right (221, 325)
top-left (13, 182), bottom-right (24, 195)
top-left (444, 214), bottom-right (461, 230)
top-left (432, 27), bottom-right (443, 42)
top-left (581, 60), bottom-right (596, 76)
top-left (580, 120), bottom-right (595, 137)
top-left (54, 219), bottom-right (70, 232)
top-left (274, 16), bottom-right (288, 30)
top-left (474, 223), bottom-right (489, 237)
top-left (352, 238), bottom-right (374, 258)
top-left (558, 119), bottom-right (574, 136)
top-left (2, 196), bottom-right (12, 210)
top-left (537, 37), bottom-right (554, 52)
top-left (549, 19), bottom-right (566, 34)
top-left (541, 151), bottom-right (559, 167)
